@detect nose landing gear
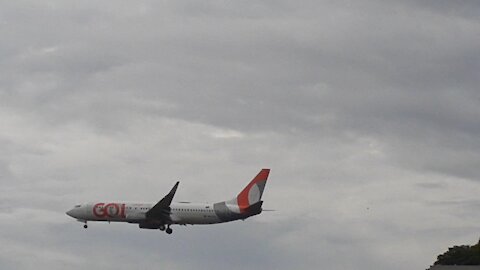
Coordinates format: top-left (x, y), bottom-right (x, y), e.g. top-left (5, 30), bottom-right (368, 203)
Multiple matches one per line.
top-left (165, 226), bottom-right (173, 234)
top-left (83, 222), bottom-right (88, 229)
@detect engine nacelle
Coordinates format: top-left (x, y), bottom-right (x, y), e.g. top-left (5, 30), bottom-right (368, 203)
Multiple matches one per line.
top-left (139, 223), bottom-right (160, 229)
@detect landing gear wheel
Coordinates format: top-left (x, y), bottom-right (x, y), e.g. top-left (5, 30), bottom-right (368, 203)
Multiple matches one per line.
top-left (166, 227), bottom-right (173, 234)
top-left (159, 225), bottom-right (166, 231)
top-left (83, 224), bottom-right (88, 229)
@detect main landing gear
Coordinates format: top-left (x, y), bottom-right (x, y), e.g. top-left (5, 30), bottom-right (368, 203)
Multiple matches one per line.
top-left (159, 224), bottom-right (173, 234)
top-left (83, 221), bottom-right (88, 229)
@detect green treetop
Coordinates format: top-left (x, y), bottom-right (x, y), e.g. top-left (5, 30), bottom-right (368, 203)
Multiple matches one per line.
top-left (435, 240), bottom-right (480, 265)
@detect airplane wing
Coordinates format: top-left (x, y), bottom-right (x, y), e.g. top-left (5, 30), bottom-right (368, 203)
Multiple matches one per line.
top-left (146, 181), bottom-right (179, 220)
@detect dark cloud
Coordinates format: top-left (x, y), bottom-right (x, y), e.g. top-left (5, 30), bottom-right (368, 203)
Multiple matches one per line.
top-left (1, 1), bottom-right (479, 269)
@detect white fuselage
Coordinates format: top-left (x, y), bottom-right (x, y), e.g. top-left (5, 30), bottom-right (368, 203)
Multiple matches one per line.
top-left (68, 202), bottom-right (223, 225)
top-left (66, 169), bottom-right (270, 233)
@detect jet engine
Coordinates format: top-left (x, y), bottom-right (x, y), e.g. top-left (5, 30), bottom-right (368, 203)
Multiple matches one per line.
top-left (139, 223), bottom-right (161, 229)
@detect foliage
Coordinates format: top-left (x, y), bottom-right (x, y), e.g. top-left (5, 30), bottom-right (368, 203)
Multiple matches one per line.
top-left (435, 241), bottom-right (480, 265)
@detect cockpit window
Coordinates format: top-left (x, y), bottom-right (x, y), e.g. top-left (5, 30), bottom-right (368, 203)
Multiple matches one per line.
top-left (74, 204), bottom-right (81, 208)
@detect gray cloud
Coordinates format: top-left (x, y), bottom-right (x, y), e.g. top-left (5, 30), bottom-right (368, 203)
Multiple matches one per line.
top-left (1, 1), bottom-right (480, 269)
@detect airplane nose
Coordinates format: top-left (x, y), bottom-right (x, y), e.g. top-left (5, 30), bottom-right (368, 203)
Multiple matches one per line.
top-left (66, 209), bottom-right (75, 218)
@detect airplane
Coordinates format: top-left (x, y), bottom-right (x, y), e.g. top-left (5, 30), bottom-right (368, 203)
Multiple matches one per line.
top-left (66, 169), bottom-right (270, 234)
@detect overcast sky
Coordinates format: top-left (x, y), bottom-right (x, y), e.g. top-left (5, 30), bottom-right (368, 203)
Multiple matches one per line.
top-left (1, 1), bottom-right (480, 269)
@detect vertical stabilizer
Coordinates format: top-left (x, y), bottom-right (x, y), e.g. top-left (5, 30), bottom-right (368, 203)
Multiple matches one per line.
top-left (235, 168), bottom-right (270, 213)
top-left (214, 169), bottom-right (271, 222)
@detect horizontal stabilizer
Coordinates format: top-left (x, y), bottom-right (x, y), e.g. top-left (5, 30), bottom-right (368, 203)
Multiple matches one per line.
top-left (245, 200), bottom-right (263, 216)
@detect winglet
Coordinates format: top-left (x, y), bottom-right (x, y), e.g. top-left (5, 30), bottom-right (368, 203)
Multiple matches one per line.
top-left (162, 181), bottom-right (179, 207)
top-left (146, 181), bottom-right (179, 219)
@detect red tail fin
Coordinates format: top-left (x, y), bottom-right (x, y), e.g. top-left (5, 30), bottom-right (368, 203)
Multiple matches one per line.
top-left (236, 169), bottom-right (270, 213)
